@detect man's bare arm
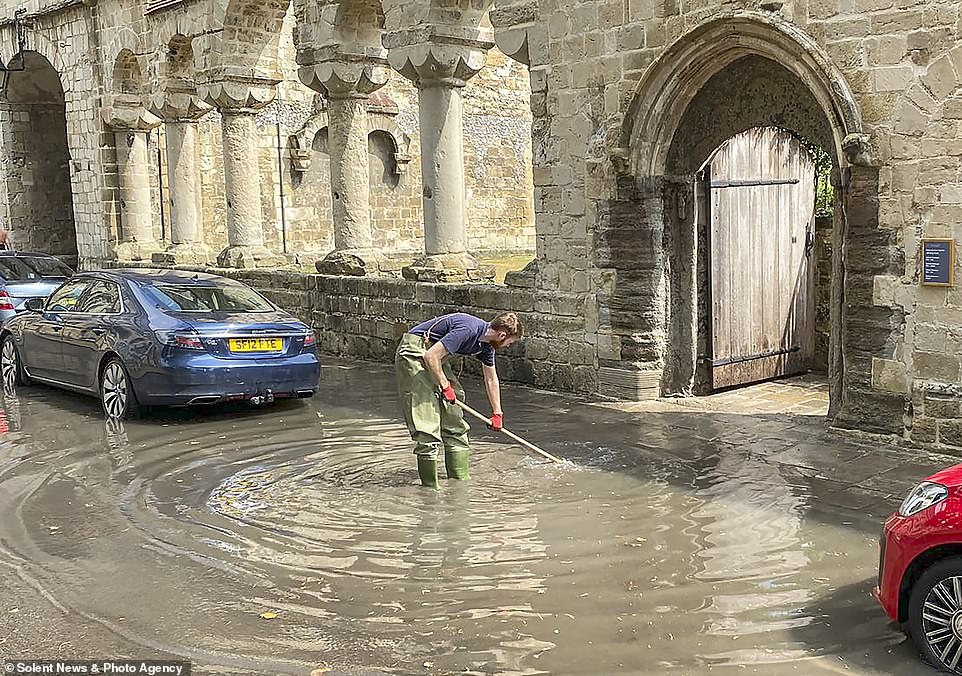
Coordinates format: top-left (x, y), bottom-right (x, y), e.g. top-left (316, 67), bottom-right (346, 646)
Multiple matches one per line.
top-left (423, 341), bottom-right (451, 389)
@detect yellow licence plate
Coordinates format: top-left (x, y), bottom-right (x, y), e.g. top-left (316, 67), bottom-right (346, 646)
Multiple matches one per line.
top-left (228, 337), bottom-right (284, 353)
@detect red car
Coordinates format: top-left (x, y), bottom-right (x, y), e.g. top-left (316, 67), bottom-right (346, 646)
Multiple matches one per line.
top-left (877, 464), bottom-right (962, 673)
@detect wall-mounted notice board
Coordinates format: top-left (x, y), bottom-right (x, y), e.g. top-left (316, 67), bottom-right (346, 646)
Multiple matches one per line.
top-left (921, 238), bottom-right (955, 287)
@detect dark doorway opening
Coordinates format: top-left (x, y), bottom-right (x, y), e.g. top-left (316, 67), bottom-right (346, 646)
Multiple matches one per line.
top-left (1, 51), bottom-right (78, 263)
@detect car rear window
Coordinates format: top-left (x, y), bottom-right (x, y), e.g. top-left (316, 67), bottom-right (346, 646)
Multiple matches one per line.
top-left (0, 257), bottom-right (74, 281)
top-left (23, 257), bottom-right (74, 277)
top-left (143, 284), bottom-right (275, 313)
top-left (0, 258), bottom-right (43, 280)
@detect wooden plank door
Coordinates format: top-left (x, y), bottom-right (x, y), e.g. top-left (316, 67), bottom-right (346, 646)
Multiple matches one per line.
top-left (708, 127), bottom-right (816, 390)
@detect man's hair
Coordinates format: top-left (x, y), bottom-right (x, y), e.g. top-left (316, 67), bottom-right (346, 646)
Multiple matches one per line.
top-left (490, 312), bottom-right (524, 339)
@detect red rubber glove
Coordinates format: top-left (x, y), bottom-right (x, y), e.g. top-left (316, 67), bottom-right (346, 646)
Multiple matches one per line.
top-left (439, 384), bottom-right (457, 404)
top-left (488, 413), bottom-right (503, 431)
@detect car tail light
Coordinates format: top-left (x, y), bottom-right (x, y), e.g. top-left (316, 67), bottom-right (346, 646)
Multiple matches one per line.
top-left (0, 291), bottom-right (14, 312)
top-left (155, 330), bottom-right (204, 350)
top-left (173, 334), bottom-right (204, 349)
top-left (304, 332), bottom-right (316, 348)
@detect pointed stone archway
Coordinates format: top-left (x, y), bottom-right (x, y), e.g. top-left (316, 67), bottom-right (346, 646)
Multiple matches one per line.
top-left (0, 50), bottom-right (78, 262)
top-left (608, 13), bottom-right (905, 433)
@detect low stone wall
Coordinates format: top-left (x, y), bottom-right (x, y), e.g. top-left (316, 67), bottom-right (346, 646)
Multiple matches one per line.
top-left (910, 385), bottom-right (962, 452)
top-left (102, 263), bottom-right (962, 455)
top-left (219, 270), bottom-right (599, 395)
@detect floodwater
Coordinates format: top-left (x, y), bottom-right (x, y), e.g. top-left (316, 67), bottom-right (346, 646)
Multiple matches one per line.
top-left (0, 359), bottom-right (939, 675)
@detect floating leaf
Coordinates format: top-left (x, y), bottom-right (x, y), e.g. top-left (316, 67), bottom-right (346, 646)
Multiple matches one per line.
top-left (259, 611), bottom-right (278, 620)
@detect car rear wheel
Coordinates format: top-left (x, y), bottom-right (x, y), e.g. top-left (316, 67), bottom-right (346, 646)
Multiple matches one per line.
top-left (1, 335), bottom-right (29, 391)
top-left (100, 358), bottom-right (139, 420)
top-left (908, 556), bottom-right (962, 674)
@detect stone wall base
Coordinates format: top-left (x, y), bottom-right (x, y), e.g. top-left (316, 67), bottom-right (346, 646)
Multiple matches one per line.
top-left (94, 262), bottom-right (959, 455)
top-left (152, 243), bottom-right (214, 267)
top-left (401, 253), bottom-right (496, 283)
top-left (178, 268), bottom-right (599, 395)
top-left (598, 366), bottom-right (660, 400)
top-left (909, 386), bottom-right (962, 453)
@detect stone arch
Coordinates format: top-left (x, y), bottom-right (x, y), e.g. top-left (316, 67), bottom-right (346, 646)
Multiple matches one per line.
top-left (621, 12), bottom-right (867, 178)
top-left (144, 10), bottom-right (208, 84)
top-left (606, 13), bottom-right (901, 432)
top-left (164, 34), bottom-right (195, 80)
top-left (200, 0), bottom-right (292, 78)
top-left (112, 49), bottom-right (148, 96)
top-left (3, 31), bottom-right (71, 94)
top-left (103, 29), bottom-right (149, 94)
top-left (147, 9), bottom-right (208, 53)
top-left (0, 50), bottom-right (78, 259)
top-left (146, 32), bottom-right (212, 121)
top-left (665, 56), bottom-right (834, 176)
top-left (368, 114), bottom-right (411, 171)
top-left (288, 110), bottom-right (331, 172)
top-left (369, 130), bottom-right (400, 188)
top-left (5, 51), bottom-right (64, 104)
top-left (333, 0), bottom-right (385, 46)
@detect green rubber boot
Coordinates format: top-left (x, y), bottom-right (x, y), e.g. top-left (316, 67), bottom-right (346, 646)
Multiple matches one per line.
top-left (417, 456), bottom-right (440, 489)
top-left (444, 450), bottom-right (470, 480)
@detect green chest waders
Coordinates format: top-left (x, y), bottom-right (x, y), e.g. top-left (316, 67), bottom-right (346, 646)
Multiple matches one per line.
top-left (394, 325), bottom-right (471, 488)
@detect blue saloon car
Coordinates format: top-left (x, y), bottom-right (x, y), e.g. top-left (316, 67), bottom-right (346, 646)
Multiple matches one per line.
top-left (0, 269), bottom-right (320, 418)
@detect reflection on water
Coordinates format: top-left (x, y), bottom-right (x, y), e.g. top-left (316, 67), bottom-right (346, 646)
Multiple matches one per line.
top-left (0, 369), bottom-right (930, 675)
top-left (692, 451), bottom-right (812, 667)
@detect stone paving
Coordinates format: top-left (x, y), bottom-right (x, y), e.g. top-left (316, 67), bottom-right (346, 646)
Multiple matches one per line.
top-left (595, 374), bottom-right (956, 519)
top-left (661, 373), bottom-right (831, 417)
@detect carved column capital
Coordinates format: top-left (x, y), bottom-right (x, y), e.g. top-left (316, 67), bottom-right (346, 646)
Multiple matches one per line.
top-left (297, 47), bottom-right (390, 99)
top-left (149, 78), bottom-right (213, 122)
top-left (490, 1), bottom-right (545, 66)
top-left (197, 69), bottom-right (279, 112)
top-left (101, 94), bottom-right (162, 131)
top-left (384, 27), bottom-right (493, 87)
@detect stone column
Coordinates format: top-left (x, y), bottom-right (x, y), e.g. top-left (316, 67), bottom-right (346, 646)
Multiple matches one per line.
top-left (102, 101), bottom-right (163, 262)
top-left (299, 56), bottom-right (390, 276)
top-left (150, 92), bottom-right (213, 266)
top-left (199, 78), bottom-right (285, 269)
top-left (418, 81), bottom-right (467, 257)
top-left (220, 110), bottom-right (265, 252)
top-left (386, 38), bottom-right (495, 282)
top-left (167, 121), bottom-right (203, 245)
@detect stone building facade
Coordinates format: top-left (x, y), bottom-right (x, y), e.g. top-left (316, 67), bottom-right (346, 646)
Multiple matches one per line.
top-left (0, 0), bottom-right (535, 272)
top-left (1, 0), bottom-right (962, 452)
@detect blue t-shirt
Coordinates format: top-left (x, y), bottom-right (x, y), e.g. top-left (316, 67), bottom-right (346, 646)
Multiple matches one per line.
top-left (409, 313), bottom-right (496, 367)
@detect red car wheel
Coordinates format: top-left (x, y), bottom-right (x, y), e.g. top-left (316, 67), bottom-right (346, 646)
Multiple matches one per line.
top-left (908, 556), bottom-right (962, 674)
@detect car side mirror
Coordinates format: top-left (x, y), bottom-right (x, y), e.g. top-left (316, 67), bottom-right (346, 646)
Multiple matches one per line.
top-left (24, 297), bottom-right (46, 312)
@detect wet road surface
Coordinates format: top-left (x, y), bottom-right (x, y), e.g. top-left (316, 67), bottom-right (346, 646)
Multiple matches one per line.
top-left (0, 359), bottom-right (953, 675)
